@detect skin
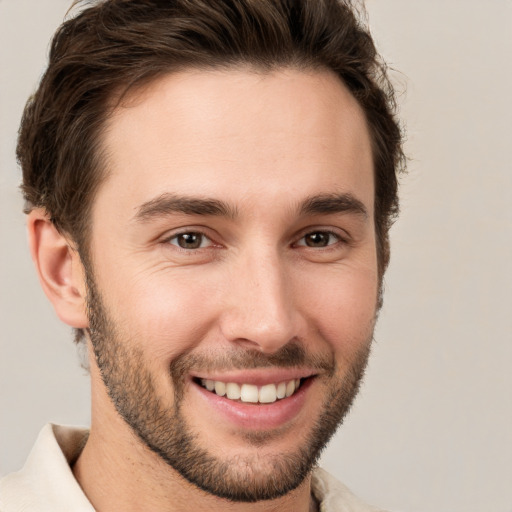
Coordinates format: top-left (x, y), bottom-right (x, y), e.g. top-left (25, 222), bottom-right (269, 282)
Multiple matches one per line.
top-left (29, 68), bottom-right (379, 512)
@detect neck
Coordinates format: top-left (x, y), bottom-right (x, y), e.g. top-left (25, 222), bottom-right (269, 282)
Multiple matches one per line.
top-left (73, 430), bottom-right (315, 512)
top-left (73, 364), bottom-right (315, 512)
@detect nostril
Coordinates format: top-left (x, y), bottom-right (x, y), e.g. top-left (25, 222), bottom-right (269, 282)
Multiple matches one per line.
top-left (232, 337), bottom-right (265, 351)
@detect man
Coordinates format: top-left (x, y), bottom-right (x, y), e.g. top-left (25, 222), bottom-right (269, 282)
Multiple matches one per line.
top-left (0, 0), bottom-right (404, 510)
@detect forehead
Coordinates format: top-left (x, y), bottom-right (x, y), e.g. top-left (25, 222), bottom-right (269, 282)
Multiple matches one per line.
top-left (97, 68), bottom-right (374, 220)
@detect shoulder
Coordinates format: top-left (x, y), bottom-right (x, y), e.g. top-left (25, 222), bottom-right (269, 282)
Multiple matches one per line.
top-left (0, 424), bottom-right (93, 512)
top-left (312, 467), bottom-right (388, 512)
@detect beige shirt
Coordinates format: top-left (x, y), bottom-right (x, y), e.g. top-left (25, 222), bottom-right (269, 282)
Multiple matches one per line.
top-left (0, 424), bottom-right (385, 511)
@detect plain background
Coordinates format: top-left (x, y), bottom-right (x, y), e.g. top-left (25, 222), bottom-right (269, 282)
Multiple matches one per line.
top-left (1, 1), bottom-right (511, 511)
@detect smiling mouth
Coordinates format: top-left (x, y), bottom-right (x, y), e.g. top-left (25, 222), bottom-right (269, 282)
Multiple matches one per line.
top-left (195, 377), bottom-right (308, 404)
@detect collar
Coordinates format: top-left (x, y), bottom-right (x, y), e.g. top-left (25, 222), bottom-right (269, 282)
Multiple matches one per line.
top-left (1, 424), bottom-right (382, 512)
top-left (0, 424), bottom-right (94, 512)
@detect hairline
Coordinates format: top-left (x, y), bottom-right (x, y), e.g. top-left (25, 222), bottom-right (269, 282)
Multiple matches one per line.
top-left (78, 62), bottom-right (381, 259)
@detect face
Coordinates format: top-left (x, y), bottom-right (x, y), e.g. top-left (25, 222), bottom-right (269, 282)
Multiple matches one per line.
top-left (85, 68), bottom-right (378, 501)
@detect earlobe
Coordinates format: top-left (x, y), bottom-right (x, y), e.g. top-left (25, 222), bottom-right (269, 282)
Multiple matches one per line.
top-left (27, 209), bottom-right (89, 329)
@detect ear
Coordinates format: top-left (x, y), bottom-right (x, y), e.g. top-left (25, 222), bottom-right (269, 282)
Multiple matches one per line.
top-left (27, 209), bottom-right (89, 329)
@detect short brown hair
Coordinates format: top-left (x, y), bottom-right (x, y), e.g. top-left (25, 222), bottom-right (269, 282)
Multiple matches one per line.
top-left (18, 0), bottom-right (404, 276)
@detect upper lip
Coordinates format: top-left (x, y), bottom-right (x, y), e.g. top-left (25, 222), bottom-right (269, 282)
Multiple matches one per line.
top-left (190, 369), bottom-right (317, 386)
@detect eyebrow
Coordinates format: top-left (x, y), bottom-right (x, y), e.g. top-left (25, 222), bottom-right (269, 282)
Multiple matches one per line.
top-left (299, 193), bottom-right (368, 219)
top-left (133, 193), bottom-right (238, 222)
top-left (133, 191), bottom-right (368, 223)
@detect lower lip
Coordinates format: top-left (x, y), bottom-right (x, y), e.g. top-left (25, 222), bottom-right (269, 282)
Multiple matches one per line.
top-left (192, 378), bottom-right (314, 430)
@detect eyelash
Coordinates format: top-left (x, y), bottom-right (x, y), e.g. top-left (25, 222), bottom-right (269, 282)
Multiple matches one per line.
top-left (165, 231), bottom-right (215, 250)
top-left (294, 230), bottom-right (345, 249)
top-left (163, 229), bottom-right (347, 252)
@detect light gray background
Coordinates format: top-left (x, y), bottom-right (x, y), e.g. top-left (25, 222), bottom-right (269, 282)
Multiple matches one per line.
top-left (1, 1), bottom-right (511, 511)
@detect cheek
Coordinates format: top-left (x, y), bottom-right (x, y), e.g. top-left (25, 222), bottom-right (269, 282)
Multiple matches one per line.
top-left (296, 263), bottom-right (378, 353)
top-left (104, 269), bottom-right (220, 363)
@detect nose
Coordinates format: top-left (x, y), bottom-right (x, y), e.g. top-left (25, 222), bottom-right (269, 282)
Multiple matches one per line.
top-left (218, 250), bottom-right (301, 354)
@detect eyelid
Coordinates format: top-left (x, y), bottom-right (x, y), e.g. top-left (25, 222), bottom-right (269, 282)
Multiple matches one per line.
top-left (293, 228), bottom-right (349, 248)
top-left (169, 232), bottom-right (212, 249)
top-left (161, 227), bottom-right (219, 248)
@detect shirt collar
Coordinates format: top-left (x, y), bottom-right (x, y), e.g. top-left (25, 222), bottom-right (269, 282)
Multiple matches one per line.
top-left (1, 424), bottom-right (381, 512)
top-left (0, 424), bottom-right (94, 512)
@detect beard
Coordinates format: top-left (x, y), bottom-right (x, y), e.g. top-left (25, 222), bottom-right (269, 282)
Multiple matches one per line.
top-left (85, 269), bottom-right (373, 503)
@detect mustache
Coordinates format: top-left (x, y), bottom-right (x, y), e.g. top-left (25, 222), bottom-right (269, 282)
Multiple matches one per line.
top-left (170, 340), bottom-right (336, 380)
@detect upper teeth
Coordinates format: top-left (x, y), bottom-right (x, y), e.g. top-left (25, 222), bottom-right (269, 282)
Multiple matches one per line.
top-left (200, 378), bottom-right (301, 403)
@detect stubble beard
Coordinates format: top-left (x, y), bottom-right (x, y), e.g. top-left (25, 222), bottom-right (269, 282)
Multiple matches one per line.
top-left (85, 269), bottom-right (374, 503)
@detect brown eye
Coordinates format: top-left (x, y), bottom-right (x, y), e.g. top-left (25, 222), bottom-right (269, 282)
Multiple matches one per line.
top-left (169, 232), bottom-right (210, 249)
top-left (299, 231), bottom-right (339, 248)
